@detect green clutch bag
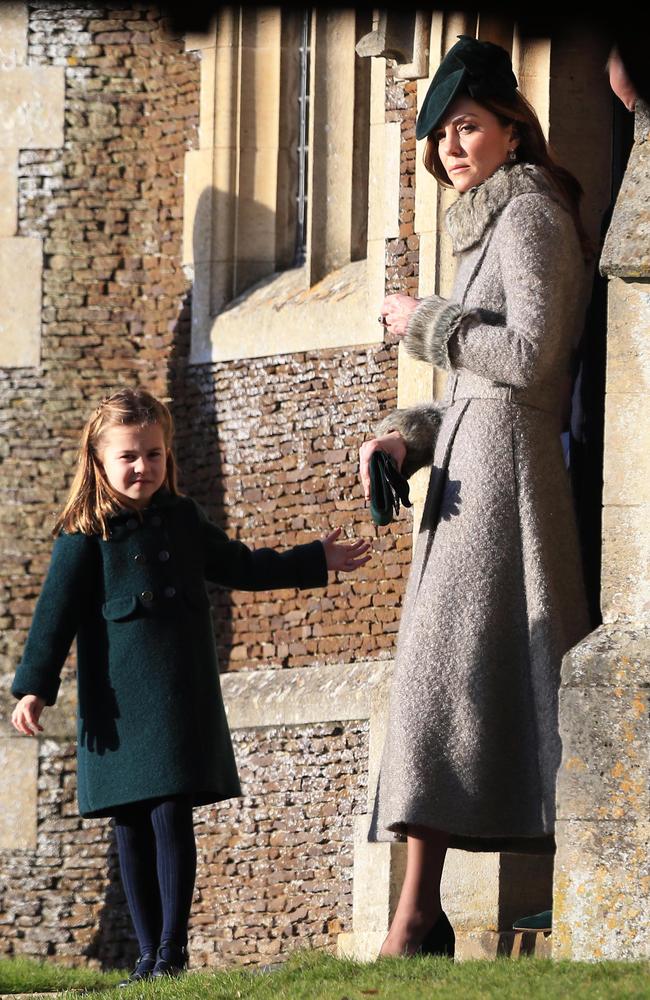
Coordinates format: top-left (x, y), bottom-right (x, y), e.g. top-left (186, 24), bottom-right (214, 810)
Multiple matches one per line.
top-left (369, 451), bottom-right (412, 526)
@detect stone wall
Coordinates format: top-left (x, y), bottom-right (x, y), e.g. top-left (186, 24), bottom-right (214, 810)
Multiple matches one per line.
top-left (0, 2), bottom-right (405, 969)
top-left (1, 1), bottom-right (198, 687)
top-left (0, 720), bottom-right (369, 967)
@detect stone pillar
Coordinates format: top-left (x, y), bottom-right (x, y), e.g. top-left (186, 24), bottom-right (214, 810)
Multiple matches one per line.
top-left (553, 101), bottom-right (650, 961)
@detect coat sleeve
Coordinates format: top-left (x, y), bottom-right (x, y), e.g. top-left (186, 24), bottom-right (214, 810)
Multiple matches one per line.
top-left (374, 404), bottom-right (445, 479)
top-left (404, 194), bottom-right (583, 388)
top-left (193, 501), bottom-right (329, 592)
top-left (11, 532), bottom-right (96, 706)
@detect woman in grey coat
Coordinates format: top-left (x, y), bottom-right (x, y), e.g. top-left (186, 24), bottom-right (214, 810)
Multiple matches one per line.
top-left (361, 36), bottom-right (592, 956)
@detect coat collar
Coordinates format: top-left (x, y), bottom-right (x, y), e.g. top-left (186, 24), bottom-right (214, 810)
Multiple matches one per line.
top-left (107, 487), bottom-right (182, 524)
top-left (445, 162), bottom-right (563, 254)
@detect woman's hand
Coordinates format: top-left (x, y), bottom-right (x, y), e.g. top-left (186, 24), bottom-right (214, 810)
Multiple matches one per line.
top-left (359, 431), bottom-right (407, 501)
top-left (322, 528), bottom-right (372, 573)
top-left (11, 694), bottom-right (46, 736)
top-left (379, 293), bottom-right (420, 339)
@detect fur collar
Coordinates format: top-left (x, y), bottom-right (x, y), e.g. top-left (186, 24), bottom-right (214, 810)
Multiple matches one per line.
top-left (445, 163), bottom-right (562, 254)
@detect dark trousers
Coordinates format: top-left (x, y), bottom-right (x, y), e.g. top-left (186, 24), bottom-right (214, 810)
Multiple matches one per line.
top-left (113, 795), bottom-right (197, 955)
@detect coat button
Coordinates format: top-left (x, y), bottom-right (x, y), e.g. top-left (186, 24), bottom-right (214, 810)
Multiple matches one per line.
top-left (134, 553), bottom-right (146, 563)
top-left (141, 590), bottom-right (154, 603)
top-left (151, 515), bottom-right (162, 527)
top-left (158, 550), bottom-right (170, 562)
top-left (126, 518), bottom-right (138, 530)
top-left (164, 586), bottom-right (176, 598)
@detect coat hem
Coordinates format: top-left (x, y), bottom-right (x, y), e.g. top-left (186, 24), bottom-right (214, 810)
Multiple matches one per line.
top-left (80, 783), bottom-right (243, 819)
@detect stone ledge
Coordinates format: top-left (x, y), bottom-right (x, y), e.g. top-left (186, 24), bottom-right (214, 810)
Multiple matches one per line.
top-left (190, 258), bottom-right (384, 364)
top-left (600, 111), bottom-right (650, 278)
top-left (221, 660), bottom-right (391, 730)
top-left (559, 623), bottom-right (650, 687)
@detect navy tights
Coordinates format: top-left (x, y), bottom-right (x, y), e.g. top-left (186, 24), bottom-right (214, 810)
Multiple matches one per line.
top-left (113, 795), bottom-right (197, 956)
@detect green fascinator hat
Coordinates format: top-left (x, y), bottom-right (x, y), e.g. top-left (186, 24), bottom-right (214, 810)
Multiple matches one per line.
top-left (416, 35), bottom-right (519, 140)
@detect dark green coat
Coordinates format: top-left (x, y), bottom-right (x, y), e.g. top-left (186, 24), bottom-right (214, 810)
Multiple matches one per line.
top-left (12, 489), bottom-right (328, 817)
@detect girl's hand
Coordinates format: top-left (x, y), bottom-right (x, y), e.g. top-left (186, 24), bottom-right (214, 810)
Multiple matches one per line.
top-left (379, 293), bottom-right (420, 339)
top-left (11, 695), bottom-right (46, 736)
top-left (322, 528), bottom-right (372, 573)
top-left (359, 431), bottom-right (407, 501)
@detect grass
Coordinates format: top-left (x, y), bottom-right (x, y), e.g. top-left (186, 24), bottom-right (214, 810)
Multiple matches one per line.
top-left (1, 951), bottom-right (649, 1000)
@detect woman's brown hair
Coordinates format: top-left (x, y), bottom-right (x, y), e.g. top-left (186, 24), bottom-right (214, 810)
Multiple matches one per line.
top-left (423, 90), bottom-right (593, 260)
top-left (53, 388), bottom-right (180, 540)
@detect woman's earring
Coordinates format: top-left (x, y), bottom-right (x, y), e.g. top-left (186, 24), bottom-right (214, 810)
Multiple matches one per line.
top-left (508, 148), bottom-right (517, 162)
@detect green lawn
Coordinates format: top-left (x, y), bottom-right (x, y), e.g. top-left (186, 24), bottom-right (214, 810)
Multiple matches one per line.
top-left (1, 951), bottom-right (649, 1000)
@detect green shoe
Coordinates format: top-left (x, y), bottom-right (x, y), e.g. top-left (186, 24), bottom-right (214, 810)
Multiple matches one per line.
top-left (512, 909), bottom-right (552, 932)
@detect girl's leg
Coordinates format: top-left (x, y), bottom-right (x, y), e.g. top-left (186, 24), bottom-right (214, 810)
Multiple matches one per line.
top-left (379, 824), bottom-right (450, 957)
top-left (150, 795), bottom-right (197, 950)
top-left (114, 802), bottom-right (162, 956)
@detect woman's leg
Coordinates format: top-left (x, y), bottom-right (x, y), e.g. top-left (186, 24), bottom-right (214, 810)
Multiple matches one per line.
top-left (114, 801), bottom-right (162, 957)
top-left (379, 825), bottom-right (450, 957)
top-left (150, 795), bottom-right (197, 951)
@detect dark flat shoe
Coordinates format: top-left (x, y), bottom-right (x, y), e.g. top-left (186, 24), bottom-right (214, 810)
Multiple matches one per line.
top-left (512, 909), bottom-right (552, 932)
top-left (118, 953), bottom-right (156, 987)
top-left (151, 941), bottom-right (189, 978)
top-left (420, 910), bottom-right (455, 958)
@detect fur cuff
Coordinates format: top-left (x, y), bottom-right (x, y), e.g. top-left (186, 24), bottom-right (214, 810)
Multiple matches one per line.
top-left (404, 295), bottom-right (462, 370)
top-left (376, 404), bottom-right (444, 478)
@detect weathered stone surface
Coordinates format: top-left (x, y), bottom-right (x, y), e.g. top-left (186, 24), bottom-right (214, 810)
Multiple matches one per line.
top-left (604, 277), bottom-right (650, 397)
top-left (601, 506), bottom-right (650, 625)
top-left (553, 820), bottom-right (650, 960)
top-left (222, 661), bottom-right (389, 730)
top-left (554, 624), bottom-right (650, 959)
top-left (0, 237), bottom-right (42, 366)
top-left (0, 736), bottom-right (38, 849)
top-left (442, 850), bottom-right (554, 934)
top-left (600, 119), bottom-right (650, 277)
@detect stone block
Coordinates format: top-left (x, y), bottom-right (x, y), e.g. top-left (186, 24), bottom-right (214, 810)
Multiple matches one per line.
top-left (0, 146), bottom-right (17, 237)
top-left (554, 624), bottom-right (650, 959)
top-left (553, 819), bottom-right (650, 960)
top-left (603, 391), bottom-right (650, 505)
top-left (0, 736), bottom-right (38, 849)
top-left (197, 44), bottom-right (216, 149)
top-left (441, 850), bottom-right (553, 933)
top-left (600, 138), bottom-right (650, 278)
top-left (0, 236), bottom-right (42, 366)
top-left (0, 2), bottom-right (28, 69)
top-left (603, 278), bottom-right (650, 396)
top-left (182, 148), bottom-right (215, 267)
top-left (203, 258), bottom-right (382, 363)
top-left (221, 660), bottom-right (388, 730)
top-left (601, 505), bottom-right (650, 624)
top-left (369, 121), bottom-right (400, 242)
top-left (0, 65), bottom-right (65, 149)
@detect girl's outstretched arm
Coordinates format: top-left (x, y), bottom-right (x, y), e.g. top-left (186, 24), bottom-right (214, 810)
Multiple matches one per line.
top-left (321, 528), bottom-right (371, 572)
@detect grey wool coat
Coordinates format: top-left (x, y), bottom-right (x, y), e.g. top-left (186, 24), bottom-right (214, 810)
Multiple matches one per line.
top-left (12, 489), bottom-right (328, 817)
top-left (369, 163), bottom-right (591, 853)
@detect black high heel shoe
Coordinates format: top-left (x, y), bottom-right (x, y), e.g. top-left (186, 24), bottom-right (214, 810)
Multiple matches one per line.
top-left (419, 910), bottom-right (455, 958)
top-left (118, 952), bottom-right (157, 987)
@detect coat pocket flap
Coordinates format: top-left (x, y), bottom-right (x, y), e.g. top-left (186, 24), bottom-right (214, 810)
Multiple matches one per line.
top-left (102, 595), bottom-right (139, 621)
top-left (182, 585), bottom-right (210, 610)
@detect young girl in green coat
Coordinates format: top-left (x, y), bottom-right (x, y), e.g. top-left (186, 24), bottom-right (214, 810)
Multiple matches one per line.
top-left (11, 387), bottom-right (370, 983)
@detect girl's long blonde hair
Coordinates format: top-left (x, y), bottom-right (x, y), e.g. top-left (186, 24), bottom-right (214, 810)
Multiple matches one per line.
top-left (54, 388), bottom-right (180, 540)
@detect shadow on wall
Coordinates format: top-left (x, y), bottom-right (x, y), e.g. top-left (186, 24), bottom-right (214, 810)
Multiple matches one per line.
top-left (87, 838), bottom-right (138, 971)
